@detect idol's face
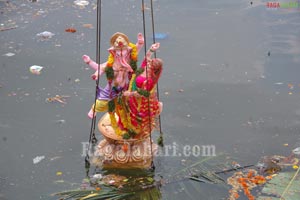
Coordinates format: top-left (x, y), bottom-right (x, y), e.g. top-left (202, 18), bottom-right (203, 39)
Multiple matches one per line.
top-left (114, 36), bottom-right (128, 48)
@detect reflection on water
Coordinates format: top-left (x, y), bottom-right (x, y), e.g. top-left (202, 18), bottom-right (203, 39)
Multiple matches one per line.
top-left (1, 0), bottom-right (300, 199)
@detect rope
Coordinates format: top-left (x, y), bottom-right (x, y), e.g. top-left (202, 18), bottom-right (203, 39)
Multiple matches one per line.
top-left (92, 0), bottom-right (102, 144)
top-left (150, 0), bottom-right (163, 147)
top-left (85, 0), bottom-right (102, 175)
top-left (141, 0), bottom-right (155, 171)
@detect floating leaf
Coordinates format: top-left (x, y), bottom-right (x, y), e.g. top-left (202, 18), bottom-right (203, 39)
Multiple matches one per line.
top-left (257, 170), bottom-right (300, 200)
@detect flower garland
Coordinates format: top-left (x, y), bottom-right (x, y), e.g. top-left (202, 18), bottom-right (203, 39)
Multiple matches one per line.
top-left (129, 43), bottom-right (138, 72)
top-left (137, 88), bottom-right (150, 97)
top-left (108, 99), bottom-right (122, 136)
top-left (128, 74), bottom-right (136, 92)
top-left (105, 53), bottom-right (114, 83)
top-left (109, 112), bottom-right (122, 136)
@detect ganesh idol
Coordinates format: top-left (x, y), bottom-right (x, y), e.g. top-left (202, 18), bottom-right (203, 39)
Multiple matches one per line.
top-left (82, 32), bottom-right (144, 118)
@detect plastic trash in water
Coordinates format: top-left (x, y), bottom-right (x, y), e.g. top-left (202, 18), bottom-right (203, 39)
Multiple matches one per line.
top-left (90, 174), bottom-right (103, 184)
top-left (36, 31), bottom-right (55, 39)
top-left (2, 52), bottom-right (15, 57)
top-left (33, 155), bottom-right (45, 164)
top-left (292, 147), bottom-right (300, 155)
top-left (55, 119), bottom-right (66, 124)
top-left (29, 65), bottom-right (43, 75)
top-left (154, 33), bottom-right (168, 40)
top-left (92, 174), bottom-right (103, 179)
top-left (274, 82), bottom-right (284, 85)
top-left (74, 0), bottom-right (89, 6)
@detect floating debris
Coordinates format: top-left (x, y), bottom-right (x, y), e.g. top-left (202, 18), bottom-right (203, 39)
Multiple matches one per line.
top-left (56, 171), bottom-right (63, 176)
top-left (90, 174), bottom-right (103, 185)
top-left (92, 174), bottom-right (103, 180)
top-left (0, 26), bottom-right (18, 32)
top-left (83, 24), bottom-right (93, 28)
top-left (227, 169), bottom-right (266, 200)
top-left (231, 161), bottom-right (241, 169)
top-left (74, 0), bottom-right (89, 7)
top-left (288, 83), bottom-right (294, 89)
top-left (257, 155), bottom-right (299, 175)
top-left (46, 95), bottom-right (70, 104)
top-left (65, 28), bottom-right (76, 33)
top-left (199, 63), bottom-right (208, 66)
top-left (50, 156), bottom-right (62, 161)
top-left (292, 147), bottom-right (300, 155)
top-left (33, 155), bottom-right (45, 164)
top-left (54, 180), bottom-right (65, 184)
top-left (29, 65), bottom-right (43, 75)
top-left (55, 119), bottom-right (66, 124)
top-left (2, 52), bottom-right (15, 57)
top-left (36, 31), bottom-right (55, 39)
top-left (102, 174), bottom-right (127, 187)
top-left (154, 33), bottom-right (168, 40)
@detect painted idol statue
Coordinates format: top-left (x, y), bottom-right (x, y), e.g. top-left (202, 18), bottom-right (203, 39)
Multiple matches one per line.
top-left (83, 32), bottom-right (144, 118)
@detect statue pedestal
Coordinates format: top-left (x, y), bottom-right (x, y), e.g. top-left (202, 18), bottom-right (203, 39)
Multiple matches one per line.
top-left (92, 113), bottom-right (157, 169)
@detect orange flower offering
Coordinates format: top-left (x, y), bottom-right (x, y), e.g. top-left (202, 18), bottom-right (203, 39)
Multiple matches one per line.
top-left (65, 28), bottom-right (76, 33)
top-left (227, 169), bottom-right (266, 200)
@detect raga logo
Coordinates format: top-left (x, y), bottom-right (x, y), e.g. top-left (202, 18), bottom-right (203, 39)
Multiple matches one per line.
top-left (266, 1), bottom-right (299, 9)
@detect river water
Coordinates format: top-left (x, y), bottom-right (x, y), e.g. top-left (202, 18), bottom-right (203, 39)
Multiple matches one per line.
top-left (0, 0), bottom-right (300, 199)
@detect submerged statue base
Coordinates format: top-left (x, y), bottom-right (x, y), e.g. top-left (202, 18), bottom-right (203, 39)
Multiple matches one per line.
top-left (92, 113), bottom-right (158, 169)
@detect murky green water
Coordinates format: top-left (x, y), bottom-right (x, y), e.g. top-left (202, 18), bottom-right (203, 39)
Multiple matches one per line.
top-left (1, 0), bottom-right (300, 199)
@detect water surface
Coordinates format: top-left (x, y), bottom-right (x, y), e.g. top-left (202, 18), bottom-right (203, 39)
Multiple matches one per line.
top-left (1, 0), bottom-right (300, 199)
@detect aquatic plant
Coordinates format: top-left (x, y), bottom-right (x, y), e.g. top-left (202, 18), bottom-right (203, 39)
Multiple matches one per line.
top-left (54, 174), bottom-right (161, 200)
